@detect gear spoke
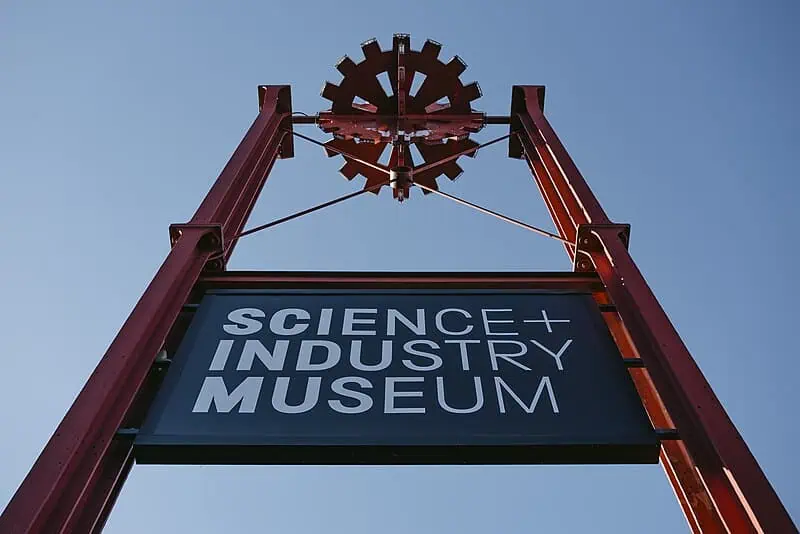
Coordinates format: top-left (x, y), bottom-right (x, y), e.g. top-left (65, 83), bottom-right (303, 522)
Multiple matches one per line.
top-left (290, 130), bottom-right (390, 177)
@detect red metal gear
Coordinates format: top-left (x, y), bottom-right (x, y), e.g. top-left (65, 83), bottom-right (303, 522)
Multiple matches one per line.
top-left (319, 34), bottom-right (484, 201)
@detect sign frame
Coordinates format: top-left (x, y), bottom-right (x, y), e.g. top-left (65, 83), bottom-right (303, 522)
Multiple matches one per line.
top-left (134, 271), bottom-right (659, 465)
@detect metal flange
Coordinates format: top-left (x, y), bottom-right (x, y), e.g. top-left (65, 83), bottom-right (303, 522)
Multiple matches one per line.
top-left (168, 223), bottom-right (225, 272)
top-left (573, 223), bottom-right (631, 272)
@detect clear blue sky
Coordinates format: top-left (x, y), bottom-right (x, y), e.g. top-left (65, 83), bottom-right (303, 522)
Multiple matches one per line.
top-left (1, 1), bottom-right (798, 532)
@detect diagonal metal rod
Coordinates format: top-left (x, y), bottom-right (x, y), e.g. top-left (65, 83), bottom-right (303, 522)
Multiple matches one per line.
top-left (236, 179), bottom-right (392, 239)
top-left (412, 133), bottom-right (513, 176)
top-left (289, 130), bottom-right (391, 176)
top-left (413, 182), bottom-right (574, 246)
top-left (210, 179), bottom-right (393, 263)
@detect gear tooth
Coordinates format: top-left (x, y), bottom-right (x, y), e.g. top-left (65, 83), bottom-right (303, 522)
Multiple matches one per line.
top-left (462, 81), bottom-right (482, 103)
top-left (339, 161), bottom-right (359, 180)
top-left (325, 138), bottom-right (355, 158)
top-left (461, 139), bottom-right (480, 158)
top-left (444, 162), bottom-right (464, 180)
top-left (320, 81), bottom-right (340, 102)
top-left (336, 56), bottom-right (357, 76)
top-left (416, 176), bottom-right (439, 192)
top-left (421, 39), bottom-right (442, 59)
top-left (361, 38), bottom-right (382, 59)
top-left (446, 56), bottom-right (467, 76)
top-left (324, 138), bottom-right (341, 156)
top-left (364, 172), bottom-right (388, 191)
top-left (393, 33), bottom-right (410, 50)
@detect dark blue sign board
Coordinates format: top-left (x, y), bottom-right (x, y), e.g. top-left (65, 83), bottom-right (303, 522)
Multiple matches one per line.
top-left (135, 289), bottom-right (658, 465)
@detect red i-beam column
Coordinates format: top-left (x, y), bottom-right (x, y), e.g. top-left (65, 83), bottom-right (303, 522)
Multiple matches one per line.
top-left (0, 86), bottom-right (293, 534)
top-left (511, 85), bottom-right (796, 533)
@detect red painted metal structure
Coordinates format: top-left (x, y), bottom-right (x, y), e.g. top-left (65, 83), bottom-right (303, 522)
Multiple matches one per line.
top-left (0, 85), bottom-right (294, 534)
top-left (0, 35), bottom-right (795, 533)
top-left (508, 85), bottom-right (796, 533)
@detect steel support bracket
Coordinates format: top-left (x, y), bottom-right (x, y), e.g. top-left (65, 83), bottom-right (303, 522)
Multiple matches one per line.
top-left (573, 223), bottom-right (631, 272)
top-left (258, 85), bottom-right (294, 159)
top-left (168, 223), bottom-right (224, 272)
top-left (508, 85), bottom-right (546, 159)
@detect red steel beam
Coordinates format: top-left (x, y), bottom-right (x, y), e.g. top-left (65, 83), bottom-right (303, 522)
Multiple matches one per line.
top-left (512, 85), bottom-right (796, 533)
top-left (516, 113), bottom-right (592, 231)
top-left (599, 306), bottom-right (726, 533)
top-left (0, 86), bottom-right (293, 534)
top-left (522, 143), bottom-right (576, 259)
top-left (592, 230), bottom-right (766, 533)
top-left (65, 436), bottom-right (135, 533)
top-left (197, 270), bottom-right (605, 292)
top-left (294, 113), bottom-right (510, 125)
